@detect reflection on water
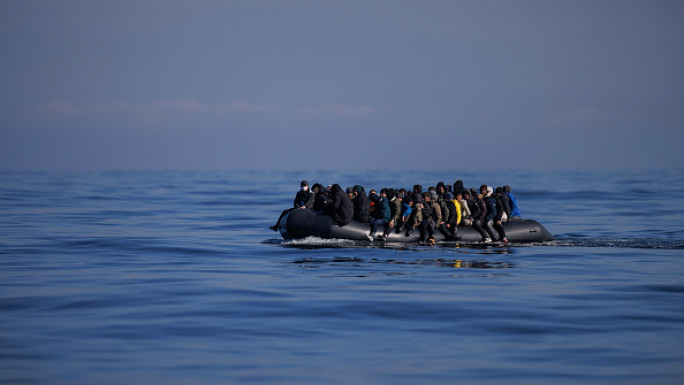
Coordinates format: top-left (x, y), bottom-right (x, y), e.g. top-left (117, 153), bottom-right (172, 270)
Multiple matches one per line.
top-left (292, 257), bottom-right (514, 270)
top-left (271, 235), bottom-right (684, 250)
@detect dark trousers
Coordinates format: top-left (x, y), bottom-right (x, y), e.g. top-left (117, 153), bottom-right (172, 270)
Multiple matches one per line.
top-left (438, 222), bottom-right (457, 240)
top-left (483, 219), bottom-right (498, 240)
top-left (418, 220), bottom-right (435, 241)
top-left (493, 221), bottom-right (507, 240)
top-left (472, 219), bottom-right (489, 240)
top-left (273, 208), bottom-right (296, 228)
top-left (370, 218), bottom-right (387, 236)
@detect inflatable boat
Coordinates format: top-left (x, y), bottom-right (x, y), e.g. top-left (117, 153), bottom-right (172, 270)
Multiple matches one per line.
top-left (278, 209), bottom-right (554, 244)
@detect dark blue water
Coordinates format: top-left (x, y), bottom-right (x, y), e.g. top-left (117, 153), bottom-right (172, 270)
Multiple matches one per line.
top-left (1, 169), bottom-right (683, 385)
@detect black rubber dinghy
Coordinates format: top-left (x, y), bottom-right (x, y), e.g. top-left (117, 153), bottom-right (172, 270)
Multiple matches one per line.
top-left (278, 209), bottom-right (554, 244)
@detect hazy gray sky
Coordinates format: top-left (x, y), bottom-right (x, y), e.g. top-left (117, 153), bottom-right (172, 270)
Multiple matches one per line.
top-left (1, 0), bottom-right (682, 170)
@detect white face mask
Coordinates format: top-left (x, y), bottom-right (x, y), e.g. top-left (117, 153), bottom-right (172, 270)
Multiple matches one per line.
top-left (301, 186), bottom-right (308, 192)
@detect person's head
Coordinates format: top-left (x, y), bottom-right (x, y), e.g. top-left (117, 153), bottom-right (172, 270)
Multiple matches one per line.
top-left (437, 181), bottom-right (446, 194)
top-left (380, 188), bottom-right (388, 197)
top-left (480, 184), bottom-right (488, 195)
top-left (312, 183), bottom-right (321, 194)
top-left (463, 191), bottom-right (470, 200)
top-left (456, 192), bottom-right (463, 201)
top-left (504, 185), bottom-right (511, 193)
top-left (331, 184), bottom-right (344, 194)
top-left (444, 192), bottom-right (454, 201)
top-left (413, 184), bottom-right (422, 194)
top-left (495, 187), bottom-right (504, 196)
top-left (369, 191), bottom-right (379, 202)
top-left (301, 180), bottom-right (309, 191)
top-left (424, 192), bottom-right (432, 202)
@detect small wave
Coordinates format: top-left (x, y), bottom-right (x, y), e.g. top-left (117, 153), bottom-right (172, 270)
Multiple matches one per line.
top-left (262, 236), bottom-right (368, 248)
top-left (266, 236), bottom-right (520, 250)
top-left (261, 238), bottom-right (285, 245)
top-left (551, 237), bottom-right (684, 249)
top-left (281, 236), bottom-right (365, 248)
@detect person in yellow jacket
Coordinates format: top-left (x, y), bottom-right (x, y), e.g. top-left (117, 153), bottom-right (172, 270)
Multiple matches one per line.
top-left (451, 192), bottom-right (462, 226)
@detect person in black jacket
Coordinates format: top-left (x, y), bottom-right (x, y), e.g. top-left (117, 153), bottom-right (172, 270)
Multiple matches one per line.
top-left (497, 186), bottom-right (511, 221)
top-left (439, 192), bottom-right (458, 240)
top-left (471, 186), bottom-right (490, 242)
top-left (324, 184), bottom-right (353, 226)
top-left (453, 180), bottom-right (464, 197)
top-left (312, 183), bottom-right (328, 211)
top-left (352, 185), bottom-right (371, 223)
top-left (418, 191), bottom-right (437, 245)
top-left (494, 187), bottom-right (509, 244)
top-left (270, 180), bottom-right (315, 231)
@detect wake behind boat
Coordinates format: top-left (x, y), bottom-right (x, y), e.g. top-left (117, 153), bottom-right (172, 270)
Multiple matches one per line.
top-left (278, 209), bottom-right (554, 244)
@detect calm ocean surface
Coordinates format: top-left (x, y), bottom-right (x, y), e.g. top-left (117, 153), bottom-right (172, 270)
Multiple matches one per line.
top-left (1, 169), bottom-right (683, 385)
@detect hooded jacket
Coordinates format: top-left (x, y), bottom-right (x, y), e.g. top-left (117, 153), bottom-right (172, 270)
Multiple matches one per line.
top-left (504, 185), bottom-right (522, 217)
top-left (293, 189), bottom-right (315, 209)
top-left (485, 192), bottom-right (497, 222)
top-left (494, 193), bottom-right (505, 222)
top-left (453, 180), bottom-right (464, 196)
top-left (352, 185), bottom-right (371, 223)
top-left (476, 195), bottom-right (488, 223)
top-left (312, 183), bottom-right (327, 211)
top-left (370, 193), bottom-right (390, 223)
top-left (327, 184), bottom-right (353, 226)
top-left (387, 190), bottom-right (402, 223)
top-left (443, 192), bottom-right (457, 226)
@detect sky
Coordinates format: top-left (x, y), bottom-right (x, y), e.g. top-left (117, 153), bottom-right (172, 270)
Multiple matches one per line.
top-left (1, 0), bottom-right (683, 171)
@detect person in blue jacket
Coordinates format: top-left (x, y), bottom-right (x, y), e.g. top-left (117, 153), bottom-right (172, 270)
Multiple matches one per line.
top-left (504, 185), bottom-right (522, 220)
top-left (367, 190), bottom-right (390, 241)
top-left (397, 194), bottom-right (412, 234)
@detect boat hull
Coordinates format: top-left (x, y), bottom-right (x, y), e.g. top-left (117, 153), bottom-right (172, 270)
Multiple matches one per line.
top-left (279, 209), bottom-right (554, 243)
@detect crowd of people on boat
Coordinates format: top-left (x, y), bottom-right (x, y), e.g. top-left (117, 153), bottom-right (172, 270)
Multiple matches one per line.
top-left (270, 180), bottom-right (522, 245)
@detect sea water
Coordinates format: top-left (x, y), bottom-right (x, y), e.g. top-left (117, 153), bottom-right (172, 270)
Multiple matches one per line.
top-left (1, 169), bottom-right (683, 385)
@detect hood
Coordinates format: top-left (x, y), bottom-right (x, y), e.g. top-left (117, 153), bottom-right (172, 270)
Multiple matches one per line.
top-left (331, 184), bottom-right (344, 194)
